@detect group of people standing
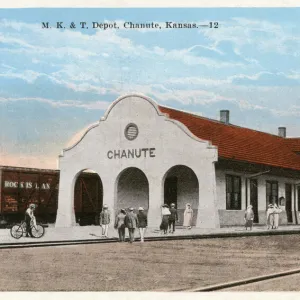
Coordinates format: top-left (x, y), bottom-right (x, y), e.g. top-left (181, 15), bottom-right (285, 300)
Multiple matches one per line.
top-left (160, 203), bottom-right (193, 234)
top-left (266, 203), bottom-right (282, 230)
top-left (244, 203), bottom-right (283, 230)
top-left (98, 202), bottom-right (195, 242)
top-left (99, 205), bottom-right (147, 243)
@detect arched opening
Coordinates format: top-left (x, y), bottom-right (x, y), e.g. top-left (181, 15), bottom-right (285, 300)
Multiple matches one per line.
top-left (163, 165), bottom-right (199, 226)
top-left (116, 167), bottom-right (149, 214)
top-left (74, 169), bottom-right (103, 226)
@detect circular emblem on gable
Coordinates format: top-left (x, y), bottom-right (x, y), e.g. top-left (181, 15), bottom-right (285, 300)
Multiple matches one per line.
top-left (125, 123), bottom-right (139, 141)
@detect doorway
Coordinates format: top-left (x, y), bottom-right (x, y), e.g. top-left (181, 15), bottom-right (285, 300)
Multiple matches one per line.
top-left (164, 176), bottom-right (178, 207)
top-left (250, 179), bottom-right (259, 223)
top-left (285, 183), bottom-right (293, 223)
top-left (74, 171), bottom-right (103, 226)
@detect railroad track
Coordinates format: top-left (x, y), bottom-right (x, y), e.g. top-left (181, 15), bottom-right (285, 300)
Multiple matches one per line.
top-left (1, 228), bottom-right (300, 249)
top-left (0, 238), bottom-right (119, 249)
top-left (0, 233), bottom-right (219, 249)
top-left (175, 268), bottom-right (300, 292)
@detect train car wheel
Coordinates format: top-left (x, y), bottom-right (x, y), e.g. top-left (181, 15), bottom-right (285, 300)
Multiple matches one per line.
top-left (10, 224), bottom-right (23, 239)
top-left (31, 225), bottom-right (45, 238)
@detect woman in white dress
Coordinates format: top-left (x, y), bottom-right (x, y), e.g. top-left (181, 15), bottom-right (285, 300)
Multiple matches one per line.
top-left (273, 204), bottom-right (282, 229)
top-left (183, 203), bottom-right (193, 229)
top-left (266, 204), bottom-right (275, 229)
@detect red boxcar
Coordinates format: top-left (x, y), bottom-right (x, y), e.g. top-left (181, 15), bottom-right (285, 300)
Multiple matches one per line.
top-left (0, 166), bottom-right (103, 225)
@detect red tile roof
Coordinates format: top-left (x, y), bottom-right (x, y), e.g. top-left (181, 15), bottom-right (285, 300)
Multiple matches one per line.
top-left (284, 138), bottom-right (300, 153)
top-left (159, 106), bottom-right (300, 172)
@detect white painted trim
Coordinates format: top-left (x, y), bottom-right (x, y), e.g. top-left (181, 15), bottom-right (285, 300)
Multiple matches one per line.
top-left (60, 94), bottom-right (218, 158)
top-left (165, 118), bottom-right (216, 149)
top-left (62, 123), bottom-right (99, 153)
top-left (101, 93), bottom-right (165, 120)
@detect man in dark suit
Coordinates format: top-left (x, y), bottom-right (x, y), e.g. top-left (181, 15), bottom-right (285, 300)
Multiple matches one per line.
top-left (124, 208), bottom-right (139, 243)
top-left (168, 203), bottom-right (178, 233)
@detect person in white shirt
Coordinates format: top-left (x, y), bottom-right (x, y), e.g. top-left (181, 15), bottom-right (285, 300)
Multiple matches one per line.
top-left (160, 204), bottom-right (171, 234)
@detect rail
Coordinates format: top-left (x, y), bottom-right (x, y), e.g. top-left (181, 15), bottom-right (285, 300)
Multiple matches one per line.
top-left (175, 268), bottom-right (300, 292)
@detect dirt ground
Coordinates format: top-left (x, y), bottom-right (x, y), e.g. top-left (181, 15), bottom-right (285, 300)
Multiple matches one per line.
top-left (1, 235), bottom-right (300, 291)
top-left (224, 273), bottom-right (300, 291)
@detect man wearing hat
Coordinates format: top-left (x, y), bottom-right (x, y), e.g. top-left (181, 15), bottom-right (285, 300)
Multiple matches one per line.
top-left (124, 208), bottom-right (139, 243)
top-left (99, 204), bottom-right (111, 237)
top-left (168, 203), bottom-right (178, 233)
top-left (114, 209), bottom-right (127, 242)
top-left (25, 203), bottom-right (36, 237)
top-left (137, 207), bottom-right (147, 242)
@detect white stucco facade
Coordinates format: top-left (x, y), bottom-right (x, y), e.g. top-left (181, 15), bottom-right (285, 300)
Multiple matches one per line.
top-left (216, 169), bottom-right (300, 226)
top-left (55, 94), bottom-right (220, 228)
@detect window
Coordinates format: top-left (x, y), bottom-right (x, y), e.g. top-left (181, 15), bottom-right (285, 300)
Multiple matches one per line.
top-left (297, 186), bottom-right (300, 212)
top-left (124, 123), bottom-right (138, 141)
top-left (226, 175), bottom-right (241, 210)
top-left (266, 181), bottom-right (278, 208)
top-left (285, 183), bottom-right (293, 223)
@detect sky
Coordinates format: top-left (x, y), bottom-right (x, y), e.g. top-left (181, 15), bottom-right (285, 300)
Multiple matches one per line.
top-left (0, 8), bottom-right (300, 169)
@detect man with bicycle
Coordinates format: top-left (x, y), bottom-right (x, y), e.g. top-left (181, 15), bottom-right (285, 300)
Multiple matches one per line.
top-left (25, 203), bottom-right (36, 237)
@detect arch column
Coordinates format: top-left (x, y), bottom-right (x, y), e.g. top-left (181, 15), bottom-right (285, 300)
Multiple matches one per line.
top-left (55, 170), bottom-right (76, 227)
top-left (102, 177), bottom-right (115, 228)
top-left (196, 162), bottom-right (220, 228)
top-left (147, 175), bottom-right (163, 228)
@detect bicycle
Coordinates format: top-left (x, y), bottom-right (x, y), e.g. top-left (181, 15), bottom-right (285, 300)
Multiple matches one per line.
top-left (10, 218), bottom-right (45, 239)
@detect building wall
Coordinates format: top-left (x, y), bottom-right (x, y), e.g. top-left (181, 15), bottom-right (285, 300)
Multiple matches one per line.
top-left (115, 166), bottom-right (200, 226)
top-left (55, 94), bottom-right (300, 228)
top-left (216, 168), bottom-right (300, 226)
top-left (56, 94), bottom-right (219, 228)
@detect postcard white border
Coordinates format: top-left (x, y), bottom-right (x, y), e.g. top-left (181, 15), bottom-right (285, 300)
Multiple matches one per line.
top-left (0, 1), bottom-right (299, 300)
top-left (0, 0), bottom-right (299, 8)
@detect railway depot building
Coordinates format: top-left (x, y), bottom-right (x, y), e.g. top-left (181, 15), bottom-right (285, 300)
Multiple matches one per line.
top-left (2, 94), bottom-right (300, 228)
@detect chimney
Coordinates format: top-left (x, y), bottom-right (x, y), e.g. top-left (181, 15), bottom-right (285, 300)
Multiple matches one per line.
top-left (278, 127), bottom-right (286, 138)
top-left (220, 110), bottom-right (230, 124)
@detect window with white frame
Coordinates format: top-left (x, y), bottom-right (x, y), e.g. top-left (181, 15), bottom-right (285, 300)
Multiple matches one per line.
top-left (226, 175), bottom-right (241, 210)
top-left (266, 181), bottom-right (278, 207)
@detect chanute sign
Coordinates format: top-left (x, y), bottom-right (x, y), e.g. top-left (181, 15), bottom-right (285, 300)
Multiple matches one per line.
top-left (107, 148), bottom-right (156, 159)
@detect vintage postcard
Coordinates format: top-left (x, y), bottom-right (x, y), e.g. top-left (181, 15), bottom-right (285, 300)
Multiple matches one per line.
top-left (0, 1), bottom-right (300, 297)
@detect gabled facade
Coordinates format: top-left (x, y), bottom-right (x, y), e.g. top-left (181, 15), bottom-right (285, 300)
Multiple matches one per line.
top-left (55, 94), bottom-right (300, 228)
top-left (56, 94), bottom-right (219, 228)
